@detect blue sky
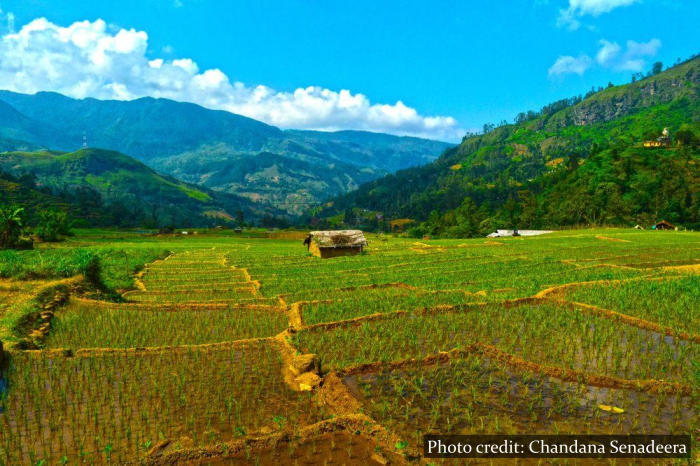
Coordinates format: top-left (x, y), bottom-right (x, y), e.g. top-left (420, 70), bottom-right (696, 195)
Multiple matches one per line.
top-left (0, 0), bottom-right (697, 141)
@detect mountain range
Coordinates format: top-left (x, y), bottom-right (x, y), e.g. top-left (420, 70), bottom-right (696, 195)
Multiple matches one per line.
top-left (0, 91), bottom-right (450, 216)
top-left (1, 56), bottom-right (698, 233)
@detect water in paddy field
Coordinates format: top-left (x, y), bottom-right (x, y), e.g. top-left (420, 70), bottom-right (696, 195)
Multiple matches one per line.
top-left (0, 374), bottom-right (6, 414)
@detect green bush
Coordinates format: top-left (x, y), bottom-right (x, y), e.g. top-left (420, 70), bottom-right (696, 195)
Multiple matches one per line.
top-left (675, 125), bottom-right (699, 147)
top-left (34, 209), bottom-right (74, 242)
top-left (81, 253), bottom-right (102, 286)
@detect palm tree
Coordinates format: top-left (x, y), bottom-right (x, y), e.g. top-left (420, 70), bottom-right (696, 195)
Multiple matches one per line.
top-left (0, 205), bottom-right (25, 248)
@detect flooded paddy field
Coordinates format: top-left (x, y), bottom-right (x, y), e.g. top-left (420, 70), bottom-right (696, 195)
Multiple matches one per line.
top-left (343, 356), bottom-right (695, 450)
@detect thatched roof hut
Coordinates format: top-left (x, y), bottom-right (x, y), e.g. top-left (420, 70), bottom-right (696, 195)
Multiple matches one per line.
top-left (653, 220), bottom-right (675, 230)
top-left (305, 230), bottom-right (367, 258)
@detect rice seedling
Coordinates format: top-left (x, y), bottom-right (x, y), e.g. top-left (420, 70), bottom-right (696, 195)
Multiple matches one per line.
top-left (45, 301), bottom-right (287, 348)
top-left (564, 276), bottom-right (699, 334)
top-left (294, 302), bottom-right (697, 384)
top-left (345, 356), bottom-right (696, 452)
top-left (0, 342), bottom-right (324, 464)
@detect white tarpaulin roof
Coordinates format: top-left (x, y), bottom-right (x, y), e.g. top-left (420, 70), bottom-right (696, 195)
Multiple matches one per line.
top-left (486, 230), bottom-right (553, 238)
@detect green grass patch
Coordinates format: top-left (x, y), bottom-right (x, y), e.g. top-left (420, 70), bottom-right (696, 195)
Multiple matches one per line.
top-left (0, 246), bottom-right (168, 292)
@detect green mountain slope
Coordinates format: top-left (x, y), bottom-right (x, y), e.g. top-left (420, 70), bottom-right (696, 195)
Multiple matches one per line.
top-left (151, 147), bottom-right (378, 213)
top-left (316, 56), bottom-right (700, 233)
top-left (0, 92), bottom-right (451, 213)
top-left (0, 175), bottom-right (77, 219)
top-left (0, 148), bottom-right (266, 227)
top-left (284, 129), bottom-right (448, 172)
top-left (0, 101), bottom-right (57, 151)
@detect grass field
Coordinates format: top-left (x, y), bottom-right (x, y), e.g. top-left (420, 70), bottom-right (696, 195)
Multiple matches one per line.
top-left (0, 228), bottom-right (697, 464)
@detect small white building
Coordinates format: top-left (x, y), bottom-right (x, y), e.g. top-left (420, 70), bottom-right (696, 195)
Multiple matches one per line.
top-left (486, 229), bottom-right (553, 238)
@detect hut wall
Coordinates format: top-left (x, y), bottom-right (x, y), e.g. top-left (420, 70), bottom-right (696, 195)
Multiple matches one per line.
top-left (310, 243), bottom-right (363, 258)
top-left (320, 246), bottom-right (362, 258)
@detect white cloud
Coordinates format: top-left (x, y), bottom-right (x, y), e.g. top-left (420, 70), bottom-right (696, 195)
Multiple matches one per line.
top-left (550, 37), bottom-right (661, 78)
top-left (595, 39), bottom-right (620, 65)
top-left (557, 0), bottom-right (639, 30)
top-left (0, 17), bottom-right (463, 141)
top-left (548, 54), bottom-right (593, 76)
top-left (595, 38), bottom-right (661, 71)
top-left (626, 39), bottom-right (661, 59)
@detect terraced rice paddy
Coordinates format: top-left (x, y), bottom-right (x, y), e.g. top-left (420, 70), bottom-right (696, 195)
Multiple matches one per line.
top-left (0, 228), bottom-right (697, 463)
top-left (294, 301), bottom-right (696, 385)
top-left (1, 342), bottom-right (323, 464)
top-left (345, 356), bottom-right (692, 448)
top-left (564, 276), bottom-right (699, 334)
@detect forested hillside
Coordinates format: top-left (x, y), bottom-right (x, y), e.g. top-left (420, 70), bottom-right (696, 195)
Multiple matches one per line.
top-left (314, 56), bottom-right (700, 234)
top-left (0, 148), bottom-right (268, 227)
top-left (0, 92), bottom-right (450, 214)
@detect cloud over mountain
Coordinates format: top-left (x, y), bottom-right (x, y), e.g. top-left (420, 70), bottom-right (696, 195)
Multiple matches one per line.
top-left (0, 17), bottom-right (463, 141)
top-left (549, 37), bottom-right (661, 77)
top-left (596, 38), bottom-right (662, 72)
